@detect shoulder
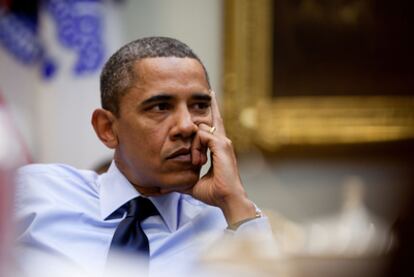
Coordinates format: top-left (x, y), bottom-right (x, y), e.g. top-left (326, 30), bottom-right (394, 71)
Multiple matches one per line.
top-left (15, 163), bottom-right (99, 207)
top-left (17, 163), bottom-right (96, 179)
top-left (16, 163), bottom-right (98, 190)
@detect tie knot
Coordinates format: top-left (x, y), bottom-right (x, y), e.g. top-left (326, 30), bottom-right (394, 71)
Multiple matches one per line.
top-left (127, 196), bottom-right (159, 221)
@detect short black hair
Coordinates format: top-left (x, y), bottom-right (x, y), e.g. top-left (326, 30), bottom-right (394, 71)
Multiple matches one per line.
top-left (100, 36), bottom-right (210, 116)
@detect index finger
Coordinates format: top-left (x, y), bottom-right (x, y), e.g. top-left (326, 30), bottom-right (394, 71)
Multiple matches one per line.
top-left (209, 90), bottom-right (226, 135)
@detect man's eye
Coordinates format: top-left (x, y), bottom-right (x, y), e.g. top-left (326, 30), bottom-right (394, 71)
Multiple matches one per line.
top-left (192, 102), bottom-right (210, 111)
top-left (151, 103), bottom-right (171, 111)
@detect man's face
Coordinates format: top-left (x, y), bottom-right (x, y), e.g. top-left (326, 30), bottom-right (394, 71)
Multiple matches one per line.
top-left (113, 57), bottom-right (212, 194)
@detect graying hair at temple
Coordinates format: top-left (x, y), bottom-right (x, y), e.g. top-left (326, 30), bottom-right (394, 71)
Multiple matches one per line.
top-left (100, 36), bottom-right (211, 116)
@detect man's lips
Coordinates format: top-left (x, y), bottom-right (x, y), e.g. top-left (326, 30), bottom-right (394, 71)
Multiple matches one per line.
top-left (166, 147), bottom-right (192, 162)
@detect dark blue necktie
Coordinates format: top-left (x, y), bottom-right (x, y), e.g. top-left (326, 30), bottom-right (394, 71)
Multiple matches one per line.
top-left (109, 196), bottom-right (159, 258)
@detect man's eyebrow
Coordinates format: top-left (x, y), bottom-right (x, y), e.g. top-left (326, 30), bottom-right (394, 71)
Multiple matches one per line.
top-left (141, 94), bottom-right (174, 106)
top-left (191, 93), bottom-right (211, 101)
top-left (140, 93), bottom-right (211, 106)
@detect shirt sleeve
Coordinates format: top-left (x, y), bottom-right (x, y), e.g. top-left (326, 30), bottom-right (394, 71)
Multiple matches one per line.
top-left (225, 215), bottom-right (273, 237)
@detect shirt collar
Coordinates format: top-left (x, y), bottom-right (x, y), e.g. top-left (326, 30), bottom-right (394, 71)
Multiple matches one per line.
top-left (98, 161), bottom-right (180, 232)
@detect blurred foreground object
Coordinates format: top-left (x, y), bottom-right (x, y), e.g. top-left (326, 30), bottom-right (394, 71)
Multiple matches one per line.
top-left (200, 176), bottom-right (393, 276)
top-left (304, 176), bottom-right (393, 256)
top-left (0, 93), bottom-right (28, 276)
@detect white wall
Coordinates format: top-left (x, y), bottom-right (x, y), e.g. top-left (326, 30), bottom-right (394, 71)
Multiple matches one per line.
top-left (122, 0), bottom-right (223, 94)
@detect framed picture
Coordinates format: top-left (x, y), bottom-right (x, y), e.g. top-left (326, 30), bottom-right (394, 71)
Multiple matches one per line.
top-left (223, 0), bottom-right (414, 152)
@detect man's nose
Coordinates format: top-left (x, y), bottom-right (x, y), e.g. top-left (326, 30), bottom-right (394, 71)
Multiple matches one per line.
top-left (170, 106), bottom-right (198, 140)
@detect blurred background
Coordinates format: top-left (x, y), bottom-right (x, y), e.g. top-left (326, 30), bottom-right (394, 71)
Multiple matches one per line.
top-left (1, 0), bottom-right (414, 274)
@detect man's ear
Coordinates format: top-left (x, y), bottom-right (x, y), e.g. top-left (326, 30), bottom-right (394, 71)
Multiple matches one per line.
top-left (91, 109), bottom-right (118, 149)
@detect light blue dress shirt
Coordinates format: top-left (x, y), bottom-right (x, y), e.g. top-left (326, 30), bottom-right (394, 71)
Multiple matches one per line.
top-left (14, 162), bottom-right (272, 276)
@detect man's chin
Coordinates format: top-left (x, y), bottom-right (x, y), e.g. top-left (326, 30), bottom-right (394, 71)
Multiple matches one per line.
top-left (136, 182), bottom-right (195, 197)
top-left (158, 172), bottom-right (199, 193)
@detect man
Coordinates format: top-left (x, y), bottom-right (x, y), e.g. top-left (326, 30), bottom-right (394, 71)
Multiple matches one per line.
top-left (14, 37), bottom-right (273, 276)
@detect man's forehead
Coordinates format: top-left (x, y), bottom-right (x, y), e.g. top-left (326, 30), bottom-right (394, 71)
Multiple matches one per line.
top-left (131, 57), bottom-right (209, 92)
top-left (134, 57), bottom-right (205, 75)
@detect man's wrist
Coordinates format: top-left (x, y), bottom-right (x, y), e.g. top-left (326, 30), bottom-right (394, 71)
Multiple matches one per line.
top-left (227, 208), bottom-right (262, 230)
top-left (219, 195), bottom-right (257, 226)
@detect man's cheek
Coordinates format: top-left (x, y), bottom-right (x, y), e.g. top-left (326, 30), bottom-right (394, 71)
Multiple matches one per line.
top-left (195, 113), bottom-right (213, 127)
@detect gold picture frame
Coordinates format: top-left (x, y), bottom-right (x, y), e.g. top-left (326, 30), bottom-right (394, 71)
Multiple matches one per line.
top-left (223, 0), bottom-right (414, 152)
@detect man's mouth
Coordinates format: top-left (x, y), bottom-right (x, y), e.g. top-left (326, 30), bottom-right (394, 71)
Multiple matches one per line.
top-left (166, 147), bottom-right (192, 162)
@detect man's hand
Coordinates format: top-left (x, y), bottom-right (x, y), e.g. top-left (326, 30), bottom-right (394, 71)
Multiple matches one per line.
top-left (186, 91), bottom-right (257, 226)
